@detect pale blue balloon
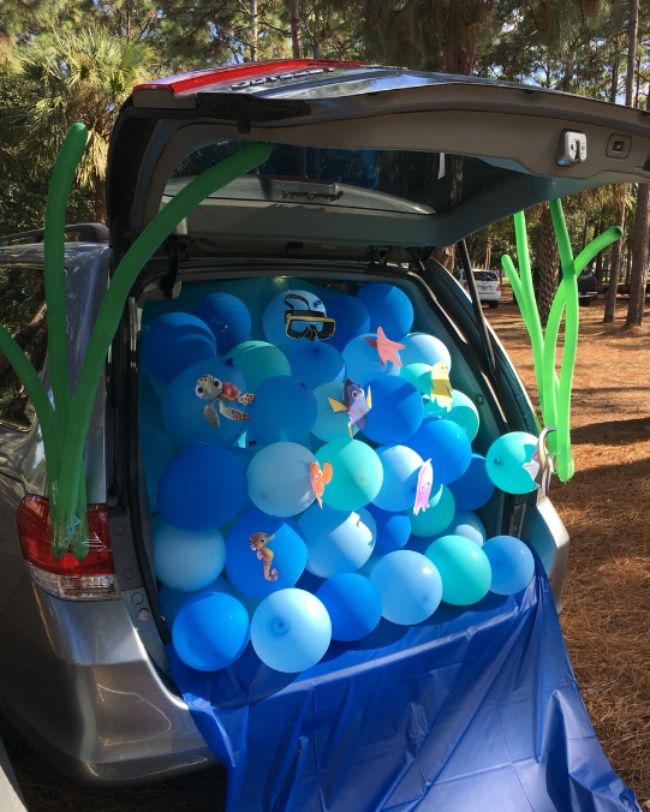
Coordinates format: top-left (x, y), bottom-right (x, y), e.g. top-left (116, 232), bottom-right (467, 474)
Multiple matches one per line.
top-left (251, 589), bottom-right (332, 672)
top-left (153, 523), bottom-right (226, 591)
top-left (447, 389), bottom-right (480, 441)
top-left (263, 289), bottom-right (328, 349)
top-left (410, 485), bottom-right (455, 537)
top-left (298, 504), bottom-right (376, 578)
top-left (373, 445), bottom-right (424, 513)
top-left (446, 511), bottom-right (487, 546)
top-left (486, 432), bottom-right (539, 494)
top-left (311, 381), bottom-right (355, 442)
top-left (317, 573), bottom-right (382, 641)
top-left (343, 333), bottom-right (402, 385)
top-left (315, 438), bottom-right (383, 511)
top-left (483, 535), bottom-right (535, 594)
top-left (247, 442), bottom-right (316, 517)
top-left (225, 340), bottom-right (290, 391)
top-left (285, 342), bottom-right (346, 389)
top-left (370, 550), bottom-right (443, 625)
top-left (248, 376), bottom-right (317, 445)
top-left (400, 332), bottom-right (452, 369)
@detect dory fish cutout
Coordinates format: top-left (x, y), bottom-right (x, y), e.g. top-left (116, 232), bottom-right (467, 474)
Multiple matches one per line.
top-left (522, 426), bottom-right (556, 497)
top-left (328, 379), bottom-right (373, 438)
top-left (195, 374), bottom-right (255, 428)
top-left (430, 360), bottom-right (453, 410)
top-left (310, 461), bottom-right (333, 508)
top-left (249, 531), bottom-right (278, 582)
top-left (413, 459), bottom-right (434, 516)
top-left (365, 326), bottom-right (405, 367)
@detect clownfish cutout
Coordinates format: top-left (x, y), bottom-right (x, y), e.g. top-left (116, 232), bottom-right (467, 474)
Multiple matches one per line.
top-left (429, 360), bottom-right (453, 411)
top-left (328, 379), bottom-right (372, 438)
top-left (249, 531), bottom-right (279, 581)
top-left (310, 461), bottom-right (333, 508)
top-left (365, 326), bottom-right (405, 367)
top-left (522, 426), bottom-right (556, 497)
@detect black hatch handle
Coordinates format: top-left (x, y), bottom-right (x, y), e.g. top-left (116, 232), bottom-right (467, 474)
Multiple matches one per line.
top-left (457, 239), bottom-right (497, 378)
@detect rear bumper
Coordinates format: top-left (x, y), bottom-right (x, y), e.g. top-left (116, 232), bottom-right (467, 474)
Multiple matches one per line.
top-left (0, 577), bottom-right (215, 785)
top-left (478, 290), bottom-right (501, 302)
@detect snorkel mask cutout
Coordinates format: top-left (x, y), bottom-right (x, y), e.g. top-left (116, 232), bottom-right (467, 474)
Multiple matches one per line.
top-left (284, 293), bottom-right (336, 341)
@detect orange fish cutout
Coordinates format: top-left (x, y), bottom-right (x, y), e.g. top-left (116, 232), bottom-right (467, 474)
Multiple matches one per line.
top-left (310, 461), bottom-right (333, 508)
top-left (365, 326), bottom-right (405, 367)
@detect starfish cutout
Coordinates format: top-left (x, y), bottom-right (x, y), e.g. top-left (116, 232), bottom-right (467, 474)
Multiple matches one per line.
top-left (365, 326), bottom-right (405, 367)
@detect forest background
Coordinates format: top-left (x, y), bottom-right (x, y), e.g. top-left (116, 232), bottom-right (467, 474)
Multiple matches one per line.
top-left (0, 0), bottom-right (649, 325)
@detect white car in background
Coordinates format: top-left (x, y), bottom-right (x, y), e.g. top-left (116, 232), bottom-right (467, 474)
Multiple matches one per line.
top-left (454, 268), bottom-right (502, 308)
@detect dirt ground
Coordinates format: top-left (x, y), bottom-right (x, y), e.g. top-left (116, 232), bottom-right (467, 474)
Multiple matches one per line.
top-left (8, 296), bottom-right (650, 810)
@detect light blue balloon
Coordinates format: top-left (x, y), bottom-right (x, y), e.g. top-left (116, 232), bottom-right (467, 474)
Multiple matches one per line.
top-left (153, 523), bottom-right (226, 591)
top-left (315, 438), bottom-right (383, 511)
top-left (285, 341), bottom-right (346, 390)
top-left (161, 357), bottom-right (251, 448)
top-left (426, 534), bottom-right (492, 606)
top-left (159, 577), bottom-right (231, 626)
top-left (248, 376), bottom-right (317, 445)
top-left (225, 340), bottom-right (291, 391)
top-left (486, 432), bottom-right (539, 494)
top-left (449, 454), bottom-right (495, 511)
top-left (446, 511), bottom-right (487, 546)
top-left (173, 591), bottom-right (249, 672)
top-left (311, 381), bottom-right (354, 442)
top-left (193, 292), bottom-right (251, 354)
top-left (321, 291), bottom-right (370, 352)
top-left (263, 289), bottom-right (328, 349)
top-left (410, 484), bottom-right (455, 537)
top-left (247, 442), bottom-right (316, 517)
top-left (362, 376), bottom-right (424, 445)
top-left (447, 389), bottom-right (480, 441)
top-left (298, 504), bottom-right (376, 578)
top-left (357, 283), bottom-right (414, 339)
top-left (251, 589), bottom-right (332, 672)
top-left (373, 445), bottom-right (424, 513)
top-left (316, 573), bottom-right (382, 641)
top-left (400, 332), bottom-right (452, 369)
top-left (366, 504), bottom-right (411, 554)
top-left (343, 333), bottom-right (402, 385)
top-left (225, 509), bottom-right (307, 600)
top-left (370, 550), bottom-right (442, 625)
top-left (140, 312), bottom-right (217, 384)
top-left (483, 535), bottom-right (535, 594)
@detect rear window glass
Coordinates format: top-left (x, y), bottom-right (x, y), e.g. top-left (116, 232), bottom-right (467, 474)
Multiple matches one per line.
top-left (474, 271), bottom-right (497, 281)
top-left (169, 142), bottom-right (517, 215)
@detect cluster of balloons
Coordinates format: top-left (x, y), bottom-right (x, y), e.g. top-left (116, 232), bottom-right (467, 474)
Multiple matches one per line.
top-left (140, 282), bottom-right (539, 674)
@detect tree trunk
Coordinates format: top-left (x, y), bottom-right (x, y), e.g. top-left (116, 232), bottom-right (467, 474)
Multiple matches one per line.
top-left (250, 0), bottom-right (258, 61)
top-left (94, 173), bottom-right (107, 224)
top-left (290, 0), bottom-right (301, 59)
top-left (625, 89), bottom-right (650, 327)
top-left (604, 206), bottom-right (625, 322)
top-left (536, 205), bottom-right (559, 325)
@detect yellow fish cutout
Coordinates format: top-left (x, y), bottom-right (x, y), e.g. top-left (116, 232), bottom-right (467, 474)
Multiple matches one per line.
top-left (430, 360), bottom-right (452, 410)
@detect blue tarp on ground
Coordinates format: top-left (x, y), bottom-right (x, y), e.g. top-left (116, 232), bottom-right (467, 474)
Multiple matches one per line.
top-left (170, 563), bottom-right (640, 811)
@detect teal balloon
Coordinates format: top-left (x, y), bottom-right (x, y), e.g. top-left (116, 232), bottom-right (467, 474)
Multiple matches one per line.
top-left (410, 485), bottom-right (455, 537)
top-left (373, 444), bottom-right (424, 512)
top-left (370, 550), bottom-right (442, 625)
top-left (483, 535), bottom-right (535, 594)
top-left (248, 376), bottom-right (317, 445)
top-left (140, 423), bottom-right (176, 508)
top-left (285, 342), bottom-right (345, 389)
top-left (153, 523), bottom-right (226, 591)
top-left (315, 438), bottom-right (383, 511)
top-left (311, 381), bottom-right (354, 442)
top-left (400, 332), bottom-right (451, 369)
top-left (159, 577), bottom-right (231, 626)
top-left (446, 511), bottom-right (487, 546)
top-left (247, 442), bottom-right (316, 517)
top-left (486, 431), bottom-right (539, 494)
top-left (225, 340), bottom-right (290, 391)
top-left (298, 505), bottom-right (376, 577)
top-left (317, 573), bottom-right (382, 641)
top-left (400, 362), bottom-right (432, 395)
top-left (342, 333), bottom-right (402, 385)
top-left (447, 389), bottom-right (480, 442)
top-left (426, 534), bottom-right (492, 606)
top-left (173, 592), bottom-right (249, 672)
top-left (250, 589), bottom-right (332, 673)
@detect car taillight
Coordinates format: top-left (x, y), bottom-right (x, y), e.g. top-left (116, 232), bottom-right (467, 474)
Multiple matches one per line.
top-left (497, 281), bottom-right (501, 290)
top-left (17, 495), bottom-right (118, 600)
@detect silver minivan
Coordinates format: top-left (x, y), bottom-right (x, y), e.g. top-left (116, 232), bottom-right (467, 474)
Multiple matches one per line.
top-left (1, 60), bottom-right (648, 784)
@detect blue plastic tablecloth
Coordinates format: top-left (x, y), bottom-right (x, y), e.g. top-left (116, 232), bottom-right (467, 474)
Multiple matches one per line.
top-left (170, 564), bottom-right (639, 811)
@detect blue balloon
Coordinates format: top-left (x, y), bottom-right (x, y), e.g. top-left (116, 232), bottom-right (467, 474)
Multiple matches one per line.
top-left (193, 292), bottom-right (251, 354)
top-left (486, 431), bottom-right (539, 494)
top-left (315, 438), bottom-right (383, 511)
top-left (409, 484), bottom-right (455, 537)
top-left (447, 389), bottom-right (480, 441)
top-left (342, 333), bottom-right (402, 385)
top-left (321, 291), bottom-right (370, 352)
top-left (446, 511), bottom-right (487, 546)
top-left (357, 283), bottom-right (414, 338)
top-left (247, 442), bottom-right (316, 517)
top-left (483, 535), bottom-right (535, 594)
top-left (366, 504), bottom-right (411, 554)
top-left (250, 589), bottom-right (332, 672)
top-left (153, 523), bottom-right (226, 591)
top-left (225, 509), bottom-right (307, 600)
top-left (248, 376), bottom-right (317, 445)
top-left (373, 445), bottom-right (424, 513)
top-left (140, 312), bottom-right (217, 383)
top-left (263, 289), bottom-right (328, 349)
top-left (370, 550), bottom-right (442, 625)
top-left (161, 358), bottom-right (251, 448)
top-left (449, 454), bottom-right (495, 511)
top-left (285, 342), bottom-right (346, 390)
top-left (157, 444), bottom-right (247, 530)
top-left (362, 376), bottom-right (424, 445)
top-left (159, 577), bottom-right (231, 626)
top-left (298, 505), bottom-right (376, 578)
top-left (316, 573), bottom-right (382, 641)
top-left (173, 592), bottom-right (250, 672)
top-left (406, 418), bottom-right (472, 485)
top-left (225, 341), bottom-right (291, 391)
top-left (311, 381), bottom-right (355, 442)
top-left (140, 423), bottom-right (176, 508)
top-left (400, 332), bottom-right (452, 369)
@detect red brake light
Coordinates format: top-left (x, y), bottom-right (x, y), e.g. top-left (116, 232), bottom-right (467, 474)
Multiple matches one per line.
top-left (17, 495), bottom-right (114, 577)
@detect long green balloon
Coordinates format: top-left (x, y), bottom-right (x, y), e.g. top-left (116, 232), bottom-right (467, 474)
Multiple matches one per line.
top-left (56, 141), bottom-right (272, 530)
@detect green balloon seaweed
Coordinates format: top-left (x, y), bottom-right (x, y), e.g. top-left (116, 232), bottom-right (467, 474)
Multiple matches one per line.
top-left (501, 200), bottom-right (621, 483)
top-left (0, 122), bottom-right (271, 558)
